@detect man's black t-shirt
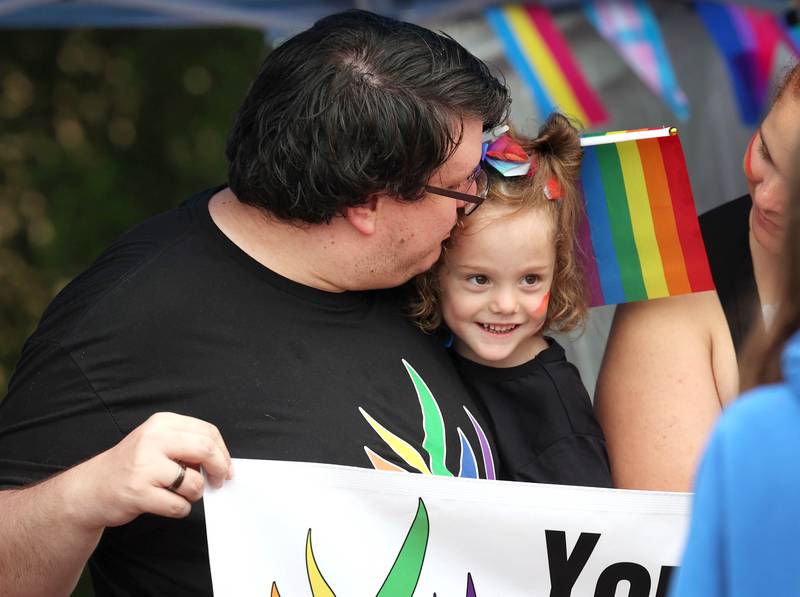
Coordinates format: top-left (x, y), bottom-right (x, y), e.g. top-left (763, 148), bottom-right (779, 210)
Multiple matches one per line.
top-left (0, 188), bottom-right (497, 596)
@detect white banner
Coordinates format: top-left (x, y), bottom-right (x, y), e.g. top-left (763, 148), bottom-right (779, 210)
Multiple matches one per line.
top-left (205, 459), bottom-right (690, 597)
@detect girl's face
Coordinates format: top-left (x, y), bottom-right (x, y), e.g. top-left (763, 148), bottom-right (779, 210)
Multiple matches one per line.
top-left (438, 202), bottom-right (556, 368)
top-left (745, 95), bottom-right (800, 256)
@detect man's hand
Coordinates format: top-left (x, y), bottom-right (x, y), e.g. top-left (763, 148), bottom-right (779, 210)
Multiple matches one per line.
top-left (0, 412), bottom-right (233, 597)
top-left (70, 412), bottom-right (233, 530)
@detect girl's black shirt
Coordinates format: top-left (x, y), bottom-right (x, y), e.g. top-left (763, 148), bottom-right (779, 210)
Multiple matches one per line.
top-left (451, 338), bottom-right (612, 488)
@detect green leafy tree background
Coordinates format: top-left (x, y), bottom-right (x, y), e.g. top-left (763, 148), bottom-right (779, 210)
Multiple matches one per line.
top-left (0, 27), bottom-right (266, 387)
top-left (0, 27), bottom-right (267, 596)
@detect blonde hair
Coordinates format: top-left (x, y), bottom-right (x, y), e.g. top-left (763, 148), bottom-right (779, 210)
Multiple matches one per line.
top-left (409, 112), bottom-right (587, 334)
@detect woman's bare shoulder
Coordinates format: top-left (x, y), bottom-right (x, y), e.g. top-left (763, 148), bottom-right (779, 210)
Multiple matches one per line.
top-left (596, 290), bottom-right (737, 491)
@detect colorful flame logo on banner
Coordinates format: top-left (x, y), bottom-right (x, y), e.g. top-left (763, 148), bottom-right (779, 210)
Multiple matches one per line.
top-left (271, 499), bottom-right (478, 596)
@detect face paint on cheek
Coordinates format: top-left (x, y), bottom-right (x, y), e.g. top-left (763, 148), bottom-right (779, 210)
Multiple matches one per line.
top-left (743, 133), bottom-right (756, 182)
top-left (532, 291), bottom-right (550, 320)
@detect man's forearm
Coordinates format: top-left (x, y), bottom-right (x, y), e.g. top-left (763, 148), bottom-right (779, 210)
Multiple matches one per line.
top-left (0, 467), bottom-right (103, 597)
top-left (0, 412), bottom-right (233, 596)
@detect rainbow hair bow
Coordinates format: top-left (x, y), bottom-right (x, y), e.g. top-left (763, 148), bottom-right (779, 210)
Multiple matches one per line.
top-left (481, 126), bottom-right (562, 200)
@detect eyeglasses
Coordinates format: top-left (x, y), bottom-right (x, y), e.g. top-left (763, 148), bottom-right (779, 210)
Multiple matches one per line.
top-left (424, 166), bottom-right (489, 216)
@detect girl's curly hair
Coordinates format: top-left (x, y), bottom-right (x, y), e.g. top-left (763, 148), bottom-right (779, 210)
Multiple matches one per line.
top-left (408, 112), bottom-right (588, 334)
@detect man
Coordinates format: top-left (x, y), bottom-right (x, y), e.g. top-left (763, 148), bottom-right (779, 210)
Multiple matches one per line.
top-left (0, 10), bottom-right (509, 596)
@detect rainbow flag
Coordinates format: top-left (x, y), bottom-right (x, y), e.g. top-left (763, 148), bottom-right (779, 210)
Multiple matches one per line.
top-left (486, 3), bottom-right (608, 127)
top-left (578, 127), bottom-right (714, 307)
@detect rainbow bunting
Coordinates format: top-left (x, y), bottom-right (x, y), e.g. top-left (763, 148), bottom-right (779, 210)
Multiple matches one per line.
top-left (486, 3), bottom-right (608, 127)
top-left (695, 2), bottom-right (798, 126)
top-left (578, 127), bottom-right (714, 307)
top-left (583, 0), bottom-right (689, 121)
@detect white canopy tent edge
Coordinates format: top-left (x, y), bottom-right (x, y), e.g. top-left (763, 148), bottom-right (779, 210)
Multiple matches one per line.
top-left (0, 0), bottom-right (789, 33)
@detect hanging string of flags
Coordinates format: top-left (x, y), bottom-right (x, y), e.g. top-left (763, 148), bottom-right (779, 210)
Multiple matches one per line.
top-left (583, 0), bottom-right (690, 122)
top-left (695, 1), bottom-right (797, 125)
top-left (487, 1), bottom-right (800, 128)
top-left (485, 3), bottom-right (609, 126)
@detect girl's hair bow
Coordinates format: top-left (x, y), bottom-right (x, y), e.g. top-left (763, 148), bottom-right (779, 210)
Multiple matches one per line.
top-left (481, 127), bottom-right (562, 200)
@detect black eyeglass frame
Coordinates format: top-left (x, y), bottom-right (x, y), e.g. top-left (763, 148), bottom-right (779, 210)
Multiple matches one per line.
top-left (424, 166), bottom-right (489, 216)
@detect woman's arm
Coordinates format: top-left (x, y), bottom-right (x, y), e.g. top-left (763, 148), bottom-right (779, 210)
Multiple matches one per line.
top-left (594, 291), bottom-right (736, 492)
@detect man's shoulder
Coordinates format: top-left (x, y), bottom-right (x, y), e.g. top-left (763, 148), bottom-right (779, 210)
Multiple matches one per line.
top-left (32, 188), bottom-right (218, 345)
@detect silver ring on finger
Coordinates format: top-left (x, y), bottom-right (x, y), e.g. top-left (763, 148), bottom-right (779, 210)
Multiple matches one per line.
top-left (168, 461), bottom-right (187, 493)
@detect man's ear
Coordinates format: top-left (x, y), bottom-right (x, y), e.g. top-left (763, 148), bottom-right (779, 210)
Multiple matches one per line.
top-left (343, 194), bottom-right (381, 236)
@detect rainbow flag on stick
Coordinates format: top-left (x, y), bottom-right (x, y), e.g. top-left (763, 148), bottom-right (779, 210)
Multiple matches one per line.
top-left (578, 127), bottom-right (714, 307)
top-left (486, 3), bottom-right (608, 127)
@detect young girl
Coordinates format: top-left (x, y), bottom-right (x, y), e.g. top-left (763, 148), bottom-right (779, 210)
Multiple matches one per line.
top-left (411, 113), bottom-right (611, 487)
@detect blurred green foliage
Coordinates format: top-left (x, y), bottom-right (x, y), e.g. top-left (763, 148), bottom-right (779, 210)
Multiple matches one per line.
top-left (0, 28), bottom-right (268, 394)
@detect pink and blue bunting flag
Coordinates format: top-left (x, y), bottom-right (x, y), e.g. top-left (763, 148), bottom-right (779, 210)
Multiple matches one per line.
top-left (583, 0), bottom-right (690, 121)
top-left (695, 1), bottom-right (798, 126)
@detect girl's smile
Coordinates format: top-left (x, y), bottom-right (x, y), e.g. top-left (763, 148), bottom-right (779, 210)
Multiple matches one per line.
top-left (478, 323), bottom-right (522, 334)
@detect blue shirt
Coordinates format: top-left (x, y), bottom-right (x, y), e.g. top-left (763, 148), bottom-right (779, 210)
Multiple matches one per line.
top-left (670, 330), bottom-right (800, 597)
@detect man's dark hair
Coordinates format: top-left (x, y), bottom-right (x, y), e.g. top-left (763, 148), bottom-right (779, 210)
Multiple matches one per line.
top-left (226, 9), bottom-right (509, 223)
